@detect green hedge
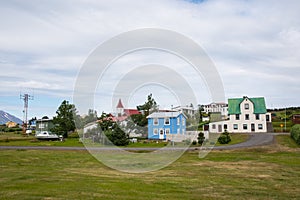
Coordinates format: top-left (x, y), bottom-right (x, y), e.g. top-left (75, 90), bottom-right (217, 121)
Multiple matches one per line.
top-left (290, 124), bottom-right (300, 145)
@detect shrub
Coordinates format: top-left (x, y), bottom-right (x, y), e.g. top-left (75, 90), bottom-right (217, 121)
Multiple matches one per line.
top-left (290, 124), bottom-right (300, 145)
top-left (192, 140), bottom-right (197, 145)
top-left (218, 130), bottom-right (231, 144)
top-left (197, 132), bottom-right (205, 145)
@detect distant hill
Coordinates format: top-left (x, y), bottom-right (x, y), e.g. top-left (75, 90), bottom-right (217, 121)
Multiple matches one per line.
top-left (0, 110), bottom-right (23, 125)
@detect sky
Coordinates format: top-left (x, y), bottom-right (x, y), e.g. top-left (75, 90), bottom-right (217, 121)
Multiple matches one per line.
top-left (0, 0), bottom-right (299, 120)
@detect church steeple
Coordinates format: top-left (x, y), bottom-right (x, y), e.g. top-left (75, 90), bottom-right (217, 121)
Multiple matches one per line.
top-left (116, 99), bottom-right (124, 116)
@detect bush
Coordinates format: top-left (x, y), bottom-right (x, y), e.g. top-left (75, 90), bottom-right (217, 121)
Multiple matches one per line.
top-left (290, 124), bottom-right (300, 145)
top-left (197, 132), bottom-right (205, 145)
top-left (218, 131), bottom-right (231, 144)
top-left (192, 140), bottom-right (197, 145)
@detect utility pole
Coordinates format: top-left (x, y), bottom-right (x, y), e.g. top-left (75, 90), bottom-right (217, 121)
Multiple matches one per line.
top-left (20, 93), bottom-right (34, 131)
top-left (285, 107), bottom-right (287, 132)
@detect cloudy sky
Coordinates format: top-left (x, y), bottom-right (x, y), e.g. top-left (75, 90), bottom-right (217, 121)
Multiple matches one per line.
top-left (1, 0), bottom-right (299, 120)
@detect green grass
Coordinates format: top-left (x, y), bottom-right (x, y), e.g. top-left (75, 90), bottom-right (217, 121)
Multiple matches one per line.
top-left (0, 137), bottom-right (84, 147)
top-left (0, 143), bottom-right (299, 199)
top-left (275, 135), bottom-right (300, 148)
top-left (205, 133), bottom-right (249, 146)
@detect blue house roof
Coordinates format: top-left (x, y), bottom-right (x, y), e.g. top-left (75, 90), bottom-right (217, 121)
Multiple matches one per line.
top-left (147, 112), bottom-right (186, 119)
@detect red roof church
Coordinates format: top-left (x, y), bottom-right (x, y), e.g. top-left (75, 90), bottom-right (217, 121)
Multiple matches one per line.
top-left (113, 99), bottom-right (141, 121)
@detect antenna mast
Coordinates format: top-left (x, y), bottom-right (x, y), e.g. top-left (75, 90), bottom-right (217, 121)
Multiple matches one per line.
top-left (20, 93), bottom-right (34, 130)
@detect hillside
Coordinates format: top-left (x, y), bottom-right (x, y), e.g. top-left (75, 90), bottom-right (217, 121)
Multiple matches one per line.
top-left (0, 110), bottom-right (22, 125)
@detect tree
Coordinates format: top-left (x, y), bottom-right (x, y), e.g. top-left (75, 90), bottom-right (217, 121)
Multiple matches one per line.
top-left (137, 94), bottom-right (158, 117)
top-left (197, 132), bottom-right (206, 145)
top-left (52, 100), bottom-right (76, 138)
top-left (98, 112), bottom-right (114, 131)
top-left (105, 124), bottom-right (129, 146)
top-left (98, 112), bottom-right (129, 146)
top-left (84, 109), bottom-right (98, 125)
top-left (291, 124), bottom-right (300, 145)
top-left (218, 130), bottom-right (231, 144)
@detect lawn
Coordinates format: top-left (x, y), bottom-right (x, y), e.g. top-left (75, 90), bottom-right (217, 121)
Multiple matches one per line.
top-left (0, 132), bottom-right (249, 148)
top-left (0, 136), bottom-right (299, 200)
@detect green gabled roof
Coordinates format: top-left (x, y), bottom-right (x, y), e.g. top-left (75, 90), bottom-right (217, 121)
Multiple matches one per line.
top-left (228, 97), bottom-right (267, 115)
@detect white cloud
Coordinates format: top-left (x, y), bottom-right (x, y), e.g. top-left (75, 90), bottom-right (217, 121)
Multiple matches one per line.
top-left (0, 0), bottom-right (300, 118)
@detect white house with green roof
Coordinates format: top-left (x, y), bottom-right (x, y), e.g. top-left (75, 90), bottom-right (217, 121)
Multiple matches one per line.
top-left (209, 96), bottom-right (272, 133)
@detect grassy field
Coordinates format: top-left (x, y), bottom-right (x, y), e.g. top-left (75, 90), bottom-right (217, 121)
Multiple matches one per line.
top-left (0, 132), bottom-right (249, 148)
top-left (0, 135), bottom-right (299, 200)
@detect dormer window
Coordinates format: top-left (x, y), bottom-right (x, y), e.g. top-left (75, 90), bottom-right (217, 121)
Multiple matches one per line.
top-left (245, 103), bottom-right (249, 110)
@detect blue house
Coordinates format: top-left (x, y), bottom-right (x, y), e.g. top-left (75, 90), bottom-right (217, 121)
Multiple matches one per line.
top-left (147, 112), bottom-right (187, 140)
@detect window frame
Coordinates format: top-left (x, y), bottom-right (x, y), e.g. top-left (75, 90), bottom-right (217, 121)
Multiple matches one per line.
top-left (153, 118), bottom-right (158, 126)
top-left (245, 114), bottom-right (249, 120)
top-left (256, 114), bottom-right (260, 120)
top-left (233, 124), bottom-right (238, 130)
top-left (245, 103), bottom-right (249, 110)
top-left (164, 117), bottom-right (170, 125)
top-left (165, 128), bottom-right (170, 134)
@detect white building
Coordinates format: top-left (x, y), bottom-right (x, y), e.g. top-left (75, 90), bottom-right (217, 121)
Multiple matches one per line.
top-left (209, 96), bottom-right (272, 133)
top-left (173, 105), bottom-right (196, 117)
top-left (203, 102), bottom-right (228, 119)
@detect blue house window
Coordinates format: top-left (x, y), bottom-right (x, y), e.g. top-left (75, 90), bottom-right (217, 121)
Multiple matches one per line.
top-left (165, 128), bottom-right (170, 134)
top-left (182, 118), bottom-right (185, 125)
top-left (177, 117), bottom-right (180, 125)
top-left (153, 128), bottom-right (158, 135)
top-left (159, 129), bottom-right (164, 135)
top-left (153, 118), bottom-right (158, 125)
top-left (164, 118), bottom-right (170, 125)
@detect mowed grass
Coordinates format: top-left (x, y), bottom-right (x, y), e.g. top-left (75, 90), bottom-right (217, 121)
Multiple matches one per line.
top-left (0, 136), bottom-right (299, 200)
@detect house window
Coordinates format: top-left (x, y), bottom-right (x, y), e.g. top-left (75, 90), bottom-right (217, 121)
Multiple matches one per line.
top-left (177, 128), bottom-right (180, 134)
top-left (159, 129), bottom-right (164, 135)
top-left (177, 117), bottom-right (180, 125)
top-left (256, 114), bottom-right (260, 120)
top-left (266, 114), bottom-right (270, 122)
top-left (233, 124), bottom-right (238, 130)
top-left (182, 118), bottom-right (185, 126)
top-left (243, 124), bottom-right (248, 130)
top-left (245, 103), bottom-right (249, 110)
top-left (165, 128), bottom-right (170, 134)
top-left (164, 118), bottom-right (170, 125)
top-left (236, 114), bottom-right (240, 120)
top-left (153, 118), bottom-right (158, 125)
top-left (212, 124), bottom-right (216, 129)
top-left (258, 124), bottom-right (263, 130)
top-left (224, 124), bottom-right (228, 130)
top-left (153, 128), bottom-right (158, 135)
top-left (245, 114), bottom-right (249, 120)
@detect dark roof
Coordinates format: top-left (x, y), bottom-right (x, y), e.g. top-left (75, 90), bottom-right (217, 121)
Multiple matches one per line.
top-left (228, 97), bottom-right (267, 114)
